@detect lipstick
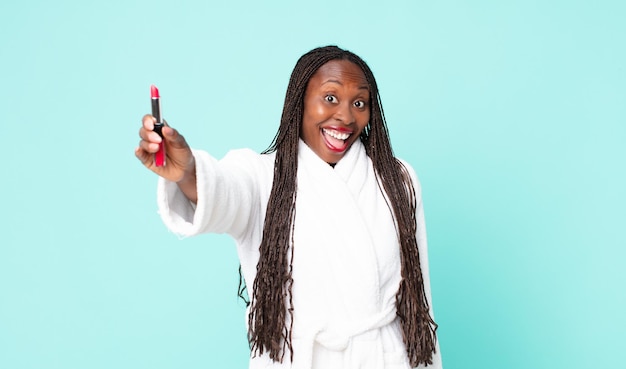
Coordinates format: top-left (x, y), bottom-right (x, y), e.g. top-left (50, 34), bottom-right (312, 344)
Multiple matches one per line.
top-left (150, 84), bottom-right (166, 167)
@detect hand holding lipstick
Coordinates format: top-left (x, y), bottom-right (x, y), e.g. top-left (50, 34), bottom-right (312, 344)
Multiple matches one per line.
top-left (135, 115), bottom-right (198, 203)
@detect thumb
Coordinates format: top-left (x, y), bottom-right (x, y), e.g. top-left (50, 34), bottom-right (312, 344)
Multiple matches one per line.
top-left (162, 125), bottom-right (175, 139)
top-left (161, 119), bottom-right (178, 139)
top-left (161, 123), bottom-right (190, 150)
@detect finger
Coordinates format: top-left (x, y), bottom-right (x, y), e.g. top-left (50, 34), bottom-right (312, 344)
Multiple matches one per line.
top-left (139, 139), bottom-right (161, 154)
top-left (142, 114), bottom-right (155, 131)
top-left (139, 126), bottom-right (163, 143)
top-left (135, 146), bottom-right (153, 166)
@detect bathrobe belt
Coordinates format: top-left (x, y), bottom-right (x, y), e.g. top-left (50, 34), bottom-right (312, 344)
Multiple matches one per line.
top-left (293, 305), bottom-right (397, 369)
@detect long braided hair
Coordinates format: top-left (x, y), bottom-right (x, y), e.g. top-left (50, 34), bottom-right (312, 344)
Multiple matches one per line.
top-left (246, 45), bottom-right (438, 366)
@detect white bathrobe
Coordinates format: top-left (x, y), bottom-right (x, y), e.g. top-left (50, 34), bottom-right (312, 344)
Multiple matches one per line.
top-left (157, 139), bottom-right (442, 369)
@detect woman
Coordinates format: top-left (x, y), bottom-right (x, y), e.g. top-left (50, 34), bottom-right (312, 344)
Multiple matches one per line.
top-left (135, 45), bottom-right (441, 369)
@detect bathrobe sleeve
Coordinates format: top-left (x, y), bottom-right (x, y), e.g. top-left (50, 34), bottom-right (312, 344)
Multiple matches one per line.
top-left (399, 159), bottom-right (443, 369)
top-left (156, 148), bottom-right (268, 241)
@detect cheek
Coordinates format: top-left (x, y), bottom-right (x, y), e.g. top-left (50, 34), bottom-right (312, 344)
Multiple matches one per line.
top-left (308, 101), bottom-right (326, 119)
top-left (301, 105), bottom-right (320, 141)
top-left (303, 98), bottom-right (319, 122)
top-left (358, 110), bottom-right (371, 129)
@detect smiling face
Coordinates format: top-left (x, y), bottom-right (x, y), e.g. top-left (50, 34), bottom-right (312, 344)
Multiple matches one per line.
top-left (301, 59), bottom-right (371, 164)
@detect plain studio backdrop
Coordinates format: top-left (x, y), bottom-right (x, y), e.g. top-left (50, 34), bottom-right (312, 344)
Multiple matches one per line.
top-left (1, 1), bottom-right (624, 368)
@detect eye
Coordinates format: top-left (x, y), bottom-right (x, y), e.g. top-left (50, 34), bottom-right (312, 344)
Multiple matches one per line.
top-left (354, 100), bottom-right (367, 109)
top-left (325, 95), bottom-right (337, 103)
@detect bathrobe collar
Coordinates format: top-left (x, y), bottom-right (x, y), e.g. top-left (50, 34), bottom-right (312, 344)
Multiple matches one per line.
top-left (290, 138), bottom-right (401, 368)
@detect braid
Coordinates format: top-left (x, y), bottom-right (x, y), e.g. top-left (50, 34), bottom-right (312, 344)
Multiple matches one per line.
top-left (360, 70), bottom-right (439, 365)
top-left (247, 48), bottom-right (333, 362)
top-left (245, 46), bottom-right (437, 365)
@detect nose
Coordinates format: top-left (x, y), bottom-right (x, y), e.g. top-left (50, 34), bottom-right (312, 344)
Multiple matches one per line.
top-left (333, 102), bottom-right (355, 125)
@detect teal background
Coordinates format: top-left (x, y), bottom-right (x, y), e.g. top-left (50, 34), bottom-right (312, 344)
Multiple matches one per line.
top-left (1, 0), bottom-right (624, 368)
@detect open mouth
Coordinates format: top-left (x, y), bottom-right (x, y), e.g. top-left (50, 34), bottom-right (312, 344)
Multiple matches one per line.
top-left (322, 128), bottom-right (351, 153)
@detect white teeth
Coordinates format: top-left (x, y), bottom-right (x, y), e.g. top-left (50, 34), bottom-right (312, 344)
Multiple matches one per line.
top-left (323, 128), bottom-right (350, 140)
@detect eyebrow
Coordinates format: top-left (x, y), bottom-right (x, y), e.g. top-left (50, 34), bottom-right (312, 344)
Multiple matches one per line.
top-left (323, 79), bottom-right (369, 90)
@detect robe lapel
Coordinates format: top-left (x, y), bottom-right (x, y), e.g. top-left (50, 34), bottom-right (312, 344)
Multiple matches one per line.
top-left (291, 140), bottom-right (398, 327)
top-left (287, 140), bottom-right (403, 368)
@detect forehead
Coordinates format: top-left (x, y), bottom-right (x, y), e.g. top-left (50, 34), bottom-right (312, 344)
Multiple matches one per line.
top-left (309, 59), bottom-right (369, 87)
